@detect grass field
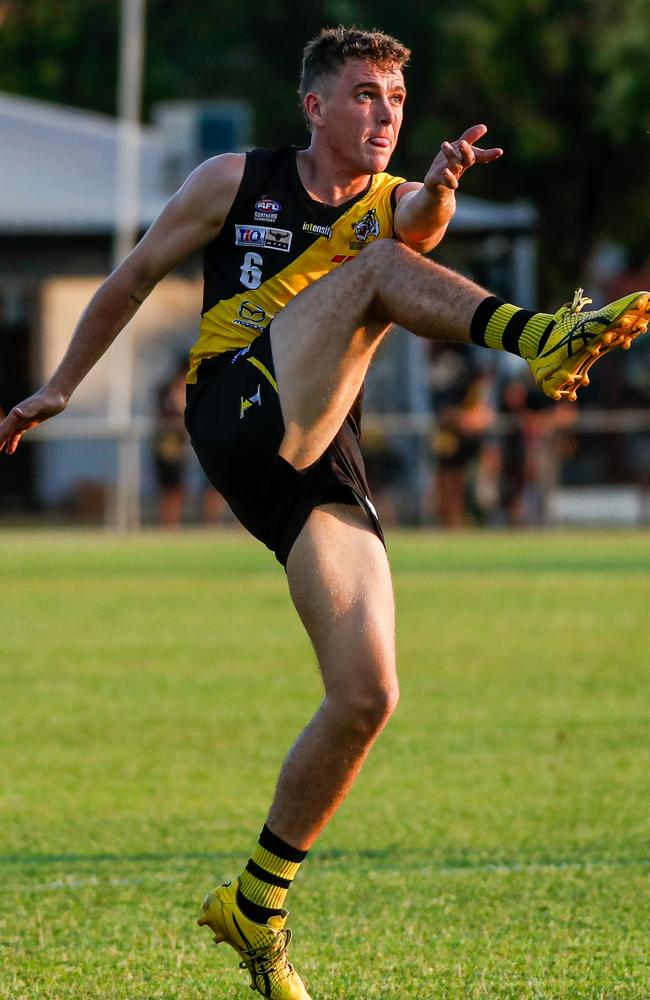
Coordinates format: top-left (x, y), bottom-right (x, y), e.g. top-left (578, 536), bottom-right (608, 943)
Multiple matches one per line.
top-left (1, 529), bottom-right (649, 1000)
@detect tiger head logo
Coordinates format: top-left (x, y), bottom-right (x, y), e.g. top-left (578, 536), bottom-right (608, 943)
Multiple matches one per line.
top-left (351, 208), bottom-right (380, 243)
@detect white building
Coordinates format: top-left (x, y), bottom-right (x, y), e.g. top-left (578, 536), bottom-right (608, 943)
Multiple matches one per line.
top-left (0, 91), bottom-right (537, 521)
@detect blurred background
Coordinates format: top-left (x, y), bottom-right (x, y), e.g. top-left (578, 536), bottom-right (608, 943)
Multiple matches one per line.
top-left (0, 0), bottom-right (649, 531)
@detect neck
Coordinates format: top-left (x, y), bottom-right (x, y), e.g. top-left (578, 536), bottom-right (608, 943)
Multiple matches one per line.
top-left (296, 141), bottom-right (372, 206)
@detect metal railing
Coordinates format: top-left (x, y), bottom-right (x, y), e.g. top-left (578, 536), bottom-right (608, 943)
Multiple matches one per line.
top-left (8, 408), bottom-right (650, 529)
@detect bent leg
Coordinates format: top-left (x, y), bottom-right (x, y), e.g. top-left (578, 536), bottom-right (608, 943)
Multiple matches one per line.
top-left (265, 502), bottom-right (397, 850)
top-left (271, 239), bottom-right (489, 468)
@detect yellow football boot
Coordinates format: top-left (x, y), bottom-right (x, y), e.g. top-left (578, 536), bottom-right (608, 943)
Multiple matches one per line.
top-left (198, 879), bottom-right (312, 999)
top-left (528, 289), bottom-right (649, 401)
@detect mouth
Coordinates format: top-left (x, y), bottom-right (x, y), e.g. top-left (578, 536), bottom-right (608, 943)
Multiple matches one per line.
top-left (367, 136), bottom-right (391, 149)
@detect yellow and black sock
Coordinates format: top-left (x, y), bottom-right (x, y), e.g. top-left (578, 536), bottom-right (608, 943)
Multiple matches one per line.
top-left (237, 824), bottom-right (307, 925)
top-left (470, 297), bottom-right (556, 360)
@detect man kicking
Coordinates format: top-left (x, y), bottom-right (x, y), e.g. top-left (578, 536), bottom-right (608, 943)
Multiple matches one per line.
top-left (1, 26), bottom-right (647, 1000)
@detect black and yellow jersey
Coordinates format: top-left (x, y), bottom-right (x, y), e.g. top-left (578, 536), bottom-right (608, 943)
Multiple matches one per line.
top-left (187, 146), bottom-right (405, 383)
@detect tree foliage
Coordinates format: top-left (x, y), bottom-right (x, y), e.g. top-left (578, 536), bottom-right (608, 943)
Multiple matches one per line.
top-left (1, 0), bottom-right (649, 298)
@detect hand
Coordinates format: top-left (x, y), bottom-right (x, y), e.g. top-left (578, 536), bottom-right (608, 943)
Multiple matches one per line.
top-left (0, 387), bottom-right (68, 455)
top-left (425, 124), bottom-right (503, 192)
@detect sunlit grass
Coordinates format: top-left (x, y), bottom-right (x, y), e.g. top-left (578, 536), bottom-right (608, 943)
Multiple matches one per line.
top-left (1, 530), bottom-right (648, 998)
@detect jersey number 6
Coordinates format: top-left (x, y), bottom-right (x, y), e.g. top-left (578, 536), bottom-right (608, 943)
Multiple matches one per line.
top-left (240, 252), bottom-right (263, 290)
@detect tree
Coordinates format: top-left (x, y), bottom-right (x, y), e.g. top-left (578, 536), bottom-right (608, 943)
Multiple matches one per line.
top-left (404, 0), bottom-right (650, 300)
top-left (1, 0), bottom-right (648, 298)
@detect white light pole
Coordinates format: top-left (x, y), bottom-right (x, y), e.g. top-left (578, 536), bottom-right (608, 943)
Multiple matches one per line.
top-left (109, 0), bottom-right (146, 530)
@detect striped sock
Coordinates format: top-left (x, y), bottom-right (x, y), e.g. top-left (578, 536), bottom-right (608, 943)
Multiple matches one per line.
top-left (470, 296), bottom-right (555, 360)
top-left (236, 824), bottom-right (307, 925)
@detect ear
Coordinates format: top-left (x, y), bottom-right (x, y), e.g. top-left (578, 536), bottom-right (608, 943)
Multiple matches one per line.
top-left (304, 91), bottom-right (326, 129)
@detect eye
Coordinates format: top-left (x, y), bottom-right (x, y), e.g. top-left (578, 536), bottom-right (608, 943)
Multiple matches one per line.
top-left (357, 91), bottom-right (372, 101)
top-left (390, 94), bottom-right (404, 106)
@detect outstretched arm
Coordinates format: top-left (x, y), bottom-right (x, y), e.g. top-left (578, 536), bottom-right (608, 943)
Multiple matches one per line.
top-left (393, 123), bottom-right (503, 253)
top-left (0, 153), bottom-right (245, 455)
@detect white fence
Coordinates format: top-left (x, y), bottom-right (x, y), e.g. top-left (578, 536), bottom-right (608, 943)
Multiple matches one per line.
top-left (19, 408), bottom-right (650, 530)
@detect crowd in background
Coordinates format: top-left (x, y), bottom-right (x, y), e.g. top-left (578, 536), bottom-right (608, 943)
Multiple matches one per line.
top-left (151, 343), bottom-right (648, 532)
top-left (427, 344), bottom-right (560, 528)
top-left (138, 243), bottom-right (650, 529)
top-left (149, 247), bottom-right (650, 530)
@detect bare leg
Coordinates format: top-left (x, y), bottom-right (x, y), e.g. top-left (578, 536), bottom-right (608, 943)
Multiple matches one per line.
top-left (160, 485), bottom-right (184, 527)
top-left (201, 487), bottom-right (225, 524)
top-left (262, 242), bottom-right (484, 846)
top-left (265, 503), bottom-right (397, 850)
top-left (271, 239), bottom-right (489, 469)
top-left (437, 466), bottom-right (466, 528)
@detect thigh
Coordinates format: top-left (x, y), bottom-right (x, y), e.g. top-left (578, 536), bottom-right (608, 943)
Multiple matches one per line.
top-left (269, 245), bottom-right (394, 471)
top-left (286, 503), bottom-right (397, 699)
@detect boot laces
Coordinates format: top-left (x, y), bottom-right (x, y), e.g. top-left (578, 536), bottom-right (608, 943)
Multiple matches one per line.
top-left (564, 288), bottom-right (593, 315)
top-left (240, 928), bottom-right (293, 980)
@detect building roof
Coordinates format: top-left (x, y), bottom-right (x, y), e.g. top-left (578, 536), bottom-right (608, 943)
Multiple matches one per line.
top-left (0, 91), bottom-right (536, 236)
top-left (449, 194), bottom-right (537, 233)
top-left (0, 92), bottom-right (167, 234)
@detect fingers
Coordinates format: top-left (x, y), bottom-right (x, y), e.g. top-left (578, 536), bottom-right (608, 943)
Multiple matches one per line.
top-left (444, 138), bottom-right (502, 166)
top-left (428, 127), bottom-right (502, 192)
top-left (459, 123), bottom-right (488, 144)
top-left (441, 133), bottom-right (502, 171)
top-left (0, 405), bottom-right (36, 455)
top-left (435, 141), bottom-right (468, 191)
top-left (5, 433), bottom-right (23, 456)
top-left (458, 139), bottom-right (476, 167)
top-left (442, 167), bottom-right (458, 189)
top-left (441, 138), bottom-right (476, 171)
top-left (474, 146), bottom-right (504, 163)
top-left (0, 412), bottom-right (21, 454)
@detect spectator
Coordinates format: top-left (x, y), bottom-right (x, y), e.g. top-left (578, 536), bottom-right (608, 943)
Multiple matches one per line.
top-left (430, 359), bottom-right (495, 527)
top-left (151, 357), bottom-right (189, 526)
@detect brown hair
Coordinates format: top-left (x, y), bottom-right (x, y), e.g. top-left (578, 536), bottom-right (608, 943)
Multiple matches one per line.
top-left (299, 26), bottom-right (410, 109)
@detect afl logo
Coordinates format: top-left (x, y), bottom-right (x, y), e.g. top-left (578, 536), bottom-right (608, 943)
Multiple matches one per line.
top-left (255, 199), bottom-right (281, 214)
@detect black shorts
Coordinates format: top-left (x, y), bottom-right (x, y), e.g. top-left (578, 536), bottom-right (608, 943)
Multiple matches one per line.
top-left (153, 457), bottom-right (184, 490)
top-left (184, 325), bottom-right (384, 567)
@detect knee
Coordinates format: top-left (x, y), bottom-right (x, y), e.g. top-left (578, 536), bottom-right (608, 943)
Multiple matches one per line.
top-left (328, 676), bottom-right (400, 740)
top-left (359, 237), bottom-right (415, 273)
top-left (355, 239), bottom-right (415, 322)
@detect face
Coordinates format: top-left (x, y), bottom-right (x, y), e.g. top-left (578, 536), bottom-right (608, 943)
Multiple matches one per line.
top-left (307, 58), bottom-right (406, 174)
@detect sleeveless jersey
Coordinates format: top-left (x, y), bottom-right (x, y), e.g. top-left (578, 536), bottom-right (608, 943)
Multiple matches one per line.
top-left (187, 146), bottom-right (406, 383)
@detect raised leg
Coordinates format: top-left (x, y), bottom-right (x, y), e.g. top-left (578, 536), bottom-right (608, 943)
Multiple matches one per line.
top-left (271, 238), bottom-right (489, 469)
top-left (265, 502), bottom-right (398, 850)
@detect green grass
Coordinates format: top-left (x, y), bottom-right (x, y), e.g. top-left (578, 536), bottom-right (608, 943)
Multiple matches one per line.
top-left (0, 529), bottom-right (649, 999)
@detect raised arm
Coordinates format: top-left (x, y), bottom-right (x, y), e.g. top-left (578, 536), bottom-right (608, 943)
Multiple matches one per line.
top-left (0, 153), bottom-right (245, 455)
top-left (393, 124), bottom-right (503, 253)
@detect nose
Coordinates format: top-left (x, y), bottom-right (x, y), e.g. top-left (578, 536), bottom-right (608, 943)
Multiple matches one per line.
top-left (377, 96), bottom-right (396, 125)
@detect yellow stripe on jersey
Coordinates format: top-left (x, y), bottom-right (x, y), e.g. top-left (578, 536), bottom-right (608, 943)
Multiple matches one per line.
top-left (187, 171), bottom-right (404, 383)
top-left (247, 355), bottom-right (278, 393)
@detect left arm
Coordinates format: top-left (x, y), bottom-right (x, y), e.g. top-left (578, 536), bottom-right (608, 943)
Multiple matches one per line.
top-left (394, 124), bottom-right (503, 253)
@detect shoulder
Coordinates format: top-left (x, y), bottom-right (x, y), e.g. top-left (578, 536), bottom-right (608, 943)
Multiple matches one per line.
top-left (392, 180), bottom-right (423, 205)
top-left (160, 152), bottom-right (247, 236)
top-left (181, 152), bottom-right (247, 215)
top-left (370, 172), bottom-right (418, 208)
top-left (180, 149), bottom-right (293, 224)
